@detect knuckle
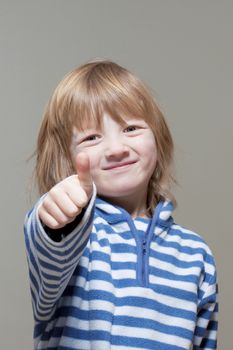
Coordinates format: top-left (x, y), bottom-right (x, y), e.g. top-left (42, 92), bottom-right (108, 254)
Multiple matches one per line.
top-left (49, 186), bottom-right (59, 197)
top-left (78, 197), bottom-right (88, 208)
top-left (57, 214), bottom-right (69, 225)
top-left (42, 196), bottom-right (51, 208)
top-left (50, 216), bottom-right (67, 229)
top-left (49, 221), bottom-right (60, 229)
top-left (63, 175), bottom-right (77, 188)
top-left (58, 219), bottom-right (67, 227)
top-left (38, 210), bottom-right (46, 223)
top-left (66, 208), bottom-right (78, 218)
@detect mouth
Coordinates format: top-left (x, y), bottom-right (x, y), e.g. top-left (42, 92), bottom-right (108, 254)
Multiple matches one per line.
top-left (104, 161), bottom-right (137, 171)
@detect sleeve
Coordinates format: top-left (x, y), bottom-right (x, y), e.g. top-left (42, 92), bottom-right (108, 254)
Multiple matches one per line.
top-left (193, 249), bottom-right (218, 349)
top-left (44, 209), bottom-right (86, 242)
top-left (24, 185), bottom-right (96, 323)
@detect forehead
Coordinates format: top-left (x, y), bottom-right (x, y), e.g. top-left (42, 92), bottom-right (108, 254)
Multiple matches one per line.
top-left (73, 110), bottom-right (147, 132)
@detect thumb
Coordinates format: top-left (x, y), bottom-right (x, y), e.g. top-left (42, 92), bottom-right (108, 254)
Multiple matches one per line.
top-left (76, 152), bottom-right (93, 197)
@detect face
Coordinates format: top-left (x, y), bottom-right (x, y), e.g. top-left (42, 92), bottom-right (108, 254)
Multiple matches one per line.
top-left (70, 112), bottom-right (157, 205)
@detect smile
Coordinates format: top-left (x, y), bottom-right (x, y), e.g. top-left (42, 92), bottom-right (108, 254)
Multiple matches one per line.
top-left (104, 161), bottom-right (137, 171)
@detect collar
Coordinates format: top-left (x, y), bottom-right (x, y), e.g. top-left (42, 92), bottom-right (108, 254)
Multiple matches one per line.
top-left (95, 197), bottom-right (174, 230)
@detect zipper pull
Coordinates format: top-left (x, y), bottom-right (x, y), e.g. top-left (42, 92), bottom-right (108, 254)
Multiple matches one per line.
top-left (142, 240), bottom-right (147, 254)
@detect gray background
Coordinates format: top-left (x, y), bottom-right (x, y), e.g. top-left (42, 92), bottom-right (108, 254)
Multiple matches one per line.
top-left (0, 0), bottom-right (232, 348)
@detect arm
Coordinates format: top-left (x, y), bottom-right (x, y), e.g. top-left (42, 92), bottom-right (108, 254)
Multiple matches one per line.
top-left (24, 186), bottom-right (96, 323)
top-left (24, 152), bottom-right (95, 322)
top-left (193, 254), bottom-right (218, 349)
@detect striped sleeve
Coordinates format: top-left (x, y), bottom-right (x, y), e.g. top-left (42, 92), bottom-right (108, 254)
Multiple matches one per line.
top-left (24, 188), bottom-right (96, 323)
top-left (193, 249), bottom-right (218, 349)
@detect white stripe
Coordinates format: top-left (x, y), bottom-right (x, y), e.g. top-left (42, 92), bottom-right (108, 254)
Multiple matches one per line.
top-left (61, 317), bottom-right (191, 349)
top-left (35, 222), bottom-right (92, 261)
top-left (90, 239), bottom-right (134, 254)
top-left (111, 252), bottom-right (137, 263)
top-left (111, 324), bottom-right (190, 348)
top-left (96, 203), bottom-right (121, 214)
top-left (114, 286), bottom-right (196, 313)
top-left (194, 333), bottom-right (217, 346)
top-left (62, 337), bottom-right (110, 350)
top-left (149, 274), bottom-right (197, 292)
top-left (160, 210), bottom-right (171, 220)
top-left (133, 221), bottom-right (149, 231)
top-left (66, 278), bottom-right (196, 318)
top-left (196, 315), bottom-right (217, 331)
top-left (111, 221), bottom-right (131, 232)
top-left (61, 284), bottom-right (195, 331)
top-left (171, 225), bottom-right (214, 254)
top-left (77, 261), bottom-right (137, 280)
top-left (155, 227), bottom-right (164, 235)
top-left (150, 241), bottom-right (208, 264)
top-left (199, 282), bottom-right (215, 297)
top-left (114, 304), bottom-right (195, 330)
top-left (92, 232), bottom-right (135, 246)
top-left (149, 256), bottom-right (201, 277)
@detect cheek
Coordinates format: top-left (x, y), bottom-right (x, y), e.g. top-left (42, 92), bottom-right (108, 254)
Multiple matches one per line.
top-left (143, 137), bottom-right (157, 156)
top-left (143, 138), bottom-right (158, 171)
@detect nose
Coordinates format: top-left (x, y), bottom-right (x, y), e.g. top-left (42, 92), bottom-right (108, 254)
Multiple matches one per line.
top-left (104, 138), bottom-right (129, 160)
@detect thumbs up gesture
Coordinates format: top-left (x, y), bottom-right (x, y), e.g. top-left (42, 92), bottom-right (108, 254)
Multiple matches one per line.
top-left (38, 152), bottom-right (93, 229)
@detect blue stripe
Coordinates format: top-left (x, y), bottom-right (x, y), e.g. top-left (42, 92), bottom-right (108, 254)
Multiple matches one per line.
top-left (149, 249), bottom-right (204, 269)
top-left (149, 265), bottom-right (199, 283)
top-left (69, 264), bottom-right (197, 302)
top-left (152, 283), bottom-right (196, 302)
top-left (63, 286), bottom-right (196, 321)
top-left (57, 347), bottom-right (85, 350)
top-left (110, 242), bottom-right (136, 253)
top-left (29, 269), bottom-right (40, 294)
top-left (169, 227), bottom-right (207, 244)
top-left (57, 307), bottom-right (193, 339)
top-left (193, 338), bottom-right (217, 349)
top-left (64, 327), bottom-right (186, 349)
top-left (152, 235), bottom-right (211, 257)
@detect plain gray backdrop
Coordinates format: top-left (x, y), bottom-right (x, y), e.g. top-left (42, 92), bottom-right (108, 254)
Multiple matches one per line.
top-left (0, 0), bottom-right (232, 348)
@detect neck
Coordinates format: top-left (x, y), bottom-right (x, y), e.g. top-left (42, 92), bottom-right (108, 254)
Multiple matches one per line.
top-left (100, 192), bottom-right (149, 218)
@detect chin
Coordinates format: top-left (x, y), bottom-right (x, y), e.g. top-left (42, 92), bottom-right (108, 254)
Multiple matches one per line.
top-left (97, 186), bottom-right (141, 199)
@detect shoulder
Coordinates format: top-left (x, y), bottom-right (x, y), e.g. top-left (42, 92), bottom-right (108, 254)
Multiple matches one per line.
top-left (169, 222), bottom-right (216, 267)
top-left (169, 223), bottom-right (217, 293)
top-left (170, 222), bottom-right (213, 248)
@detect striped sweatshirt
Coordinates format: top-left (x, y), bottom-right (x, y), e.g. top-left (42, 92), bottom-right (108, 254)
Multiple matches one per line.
top-left (24, 190), bottom-right (218, 350)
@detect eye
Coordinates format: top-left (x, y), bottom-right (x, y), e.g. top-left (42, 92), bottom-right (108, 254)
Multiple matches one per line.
top-left (124, 125), bottom-right (138, 133)
top-left (79, 134), bottom-right (101, 144)
top-left (83, 135), bottom-right (99, 141)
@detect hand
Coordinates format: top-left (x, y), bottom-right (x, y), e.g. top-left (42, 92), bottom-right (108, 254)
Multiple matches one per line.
top-left (38, 152), bottom-right (93, 229)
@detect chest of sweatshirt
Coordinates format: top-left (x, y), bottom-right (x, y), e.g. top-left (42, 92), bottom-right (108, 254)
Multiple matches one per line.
top-left (75, 203), bottom-right (203, 305)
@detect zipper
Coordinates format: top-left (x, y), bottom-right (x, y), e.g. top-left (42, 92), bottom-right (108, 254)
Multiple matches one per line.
top-left (118, 201), bottom-right (164, 288)
top-left (142, 239), bottom-right (147, 286)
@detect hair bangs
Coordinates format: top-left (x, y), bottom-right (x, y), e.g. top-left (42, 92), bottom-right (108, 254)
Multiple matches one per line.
top-left (69, 71), bottom-right (152, 132)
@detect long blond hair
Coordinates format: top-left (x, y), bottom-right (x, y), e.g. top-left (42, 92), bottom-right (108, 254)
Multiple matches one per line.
top-left (35, 59), bottom-right (177, 214)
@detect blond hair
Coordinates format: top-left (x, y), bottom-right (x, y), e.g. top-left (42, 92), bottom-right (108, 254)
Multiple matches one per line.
top-left (35, 59), bottom-right (177, 215)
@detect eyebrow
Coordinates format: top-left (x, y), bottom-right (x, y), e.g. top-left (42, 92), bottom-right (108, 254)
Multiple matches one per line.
top-left (72, 126), bottom-right (101, 140)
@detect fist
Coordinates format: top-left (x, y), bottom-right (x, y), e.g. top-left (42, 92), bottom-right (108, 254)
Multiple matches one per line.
top-left (38, 152), bottom-right (93, 229)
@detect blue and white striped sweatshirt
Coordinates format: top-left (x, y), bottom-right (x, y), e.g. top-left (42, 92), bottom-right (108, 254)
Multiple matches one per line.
top-left (24, 190), bottom-right (218, 350)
